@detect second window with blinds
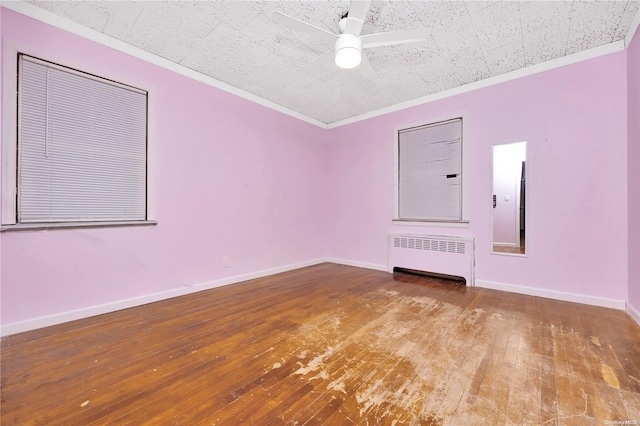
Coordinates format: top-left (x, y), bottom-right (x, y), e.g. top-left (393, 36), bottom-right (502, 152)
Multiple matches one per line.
top-left (395, 117), bottom-right (465, 223)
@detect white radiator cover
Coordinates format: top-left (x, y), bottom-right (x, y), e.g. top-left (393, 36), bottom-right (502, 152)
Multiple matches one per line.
top-left (388, 234), bottom-right (475, 286)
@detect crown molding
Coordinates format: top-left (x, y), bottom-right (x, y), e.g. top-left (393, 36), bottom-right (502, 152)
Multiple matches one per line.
top-left (328, 40), bottom-right (625, 129)
top-left (1, 1), bottom-right (329, 129)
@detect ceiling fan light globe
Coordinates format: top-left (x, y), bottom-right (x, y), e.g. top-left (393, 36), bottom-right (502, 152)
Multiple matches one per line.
top-left (335, 33), bottom-right (362, 69)
top-left (335, 47), bottom-right (361, 69)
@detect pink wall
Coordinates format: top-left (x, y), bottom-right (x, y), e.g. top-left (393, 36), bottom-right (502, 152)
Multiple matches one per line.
top-left (326, 52), bottom-right (629, 301)
top-left (628, 28), bottom-right (640, 313)
top-left (0, 9), bottom-right (328, 325)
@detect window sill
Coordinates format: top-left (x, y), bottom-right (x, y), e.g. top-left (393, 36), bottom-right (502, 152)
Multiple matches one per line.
top-left (392, 219), bottom-right (469, 228)
top-left (1, 220), bottom-right (157, 232)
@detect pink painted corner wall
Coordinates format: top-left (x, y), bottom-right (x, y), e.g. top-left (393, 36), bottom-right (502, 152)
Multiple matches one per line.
top-left (628, 28), bottom-right (640, 313)
top-left (0, 9), bottom-right (328, 325)
top-left (326, 52), bottom-right (629, 301)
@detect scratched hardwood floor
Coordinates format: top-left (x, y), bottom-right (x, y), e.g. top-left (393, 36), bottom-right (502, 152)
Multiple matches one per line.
top-left (2, 263), bottom-right (640, 425)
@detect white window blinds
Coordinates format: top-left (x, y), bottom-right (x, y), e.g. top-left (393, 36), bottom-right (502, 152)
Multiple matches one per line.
top-left (18, 55), bottom-right (147, 223)
top-left (398, 118), bottom-right (462, 221)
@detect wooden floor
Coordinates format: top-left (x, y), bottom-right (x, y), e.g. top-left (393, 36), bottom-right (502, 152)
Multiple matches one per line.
top-left (493, 231), bottom-right (526, 255)
top-left (492, 245), bottom-right (526, 255)
top-left (2, 264), bottom-right (640, 425)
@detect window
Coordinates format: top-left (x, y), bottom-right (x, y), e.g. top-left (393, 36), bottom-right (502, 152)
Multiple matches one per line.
top-left (9, 54), bottom-right (148, 226)
top-left (395, 117), bottom-right (465, 222)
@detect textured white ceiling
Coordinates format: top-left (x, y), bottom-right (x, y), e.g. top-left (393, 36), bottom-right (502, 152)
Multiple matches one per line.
top-left (25, 1), bottom-right (640, 125)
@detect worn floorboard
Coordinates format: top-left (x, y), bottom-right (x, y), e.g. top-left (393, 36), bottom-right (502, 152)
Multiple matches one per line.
top-left (2, 263), bottom-right (639, 425)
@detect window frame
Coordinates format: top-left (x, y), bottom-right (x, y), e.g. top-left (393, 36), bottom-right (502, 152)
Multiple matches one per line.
top-left (1, 41), bottom-right (157, 230)
top-left (393, 114), bottom-right (469, 227)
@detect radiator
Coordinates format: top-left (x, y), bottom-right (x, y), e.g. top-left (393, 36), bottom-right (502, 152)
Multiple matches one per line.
top-left (388, 234), bottom-right (475, 286)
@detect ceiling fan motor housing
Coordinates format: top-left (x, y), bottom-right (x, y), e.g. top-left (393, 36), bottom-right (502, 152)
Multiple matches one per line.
top-left (334, 33), bottom-right (362, 69)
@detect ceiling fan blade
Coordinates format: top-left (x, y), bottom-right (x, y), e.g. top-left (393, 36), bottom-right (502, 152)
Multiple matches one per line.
top-left (298, 48), bottom-right (335, 73)
top-left (272, 11), bottom-right (336, 43)
top-left (343, 0), bottom-right (372, 35)
top-left (361, 28), bottom-right (430, 48)
top-left (359, 53), bottom-right (378, 80)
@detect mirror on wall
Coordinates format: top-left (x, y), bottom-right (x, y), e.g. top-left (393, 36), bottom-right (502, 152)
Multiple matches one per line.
top-left (492, 141), bottom-right (527, 255)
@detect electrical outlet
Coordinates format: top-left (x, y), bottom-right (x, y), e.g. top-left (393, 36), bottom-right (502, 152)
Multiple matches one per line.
top-left (222, 256), bottom-right (230, 268)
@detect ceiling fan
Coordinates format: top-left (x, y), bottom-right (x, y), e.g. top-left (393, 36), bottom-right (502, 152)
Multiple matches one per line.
top-left (272, 0), bottom-right (429, 77)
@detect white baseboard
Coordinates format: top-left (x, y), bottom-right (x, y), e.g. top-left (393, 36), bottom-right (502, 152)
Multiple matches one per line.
top-left (3, 259), bottom-right (633, 336)
top-left (475, 279), bottom-right (626, 310)
top-left (626, 302), bottom-right (640, 327)
top-left (325, 257), bottom-right (389, 272)
top-left (0, 258), bottom-right (328, 337)
top-left (493, 242), bottom-right (517, 248)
